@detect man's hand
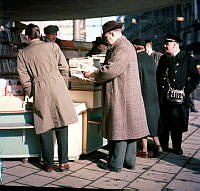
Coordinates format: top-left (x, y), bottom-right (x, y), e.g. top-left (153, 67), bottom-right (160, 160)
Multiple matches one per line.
top-left (83, 71), bottom-right (94, 78)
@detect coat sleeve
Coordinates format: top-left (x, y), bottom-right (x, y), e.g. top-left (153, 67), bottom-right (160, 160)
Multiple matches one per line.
top-left (94, 41), bottom-right (133, 83)
top-left (53, 43), bottom-right (69, 86)
top-left (17, 50), bottom-right (32, 98)
top-left (184, 56), bottom-right (200, 95)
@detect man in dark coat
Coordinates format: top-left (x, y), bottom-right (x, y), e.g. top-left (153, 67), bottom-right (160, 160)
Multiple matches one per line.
top-left (86, 37), bottom-right (107, 57)
top-left (132, 39), bottom-right (162, 157)
top-left (156, 34), bottom-right (200, 155)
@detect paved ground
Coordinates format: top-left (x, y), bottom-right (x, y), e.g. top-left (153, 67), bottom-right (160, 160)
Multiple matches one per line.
top-left (0, 100), bottom-right (200, 190)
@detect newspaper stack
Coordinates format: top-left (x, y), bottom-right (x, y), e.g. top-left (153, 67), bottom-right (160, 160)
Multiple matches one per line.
top-left (69, 57), bottom-right (97, 80)
top-left (68, 56), bottom-right (105, 90)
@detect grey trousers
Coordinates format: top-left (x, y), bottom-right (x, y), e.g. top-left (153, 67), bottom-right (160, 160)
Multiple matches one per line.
top-left (108, 139), bottom-right (137, 170)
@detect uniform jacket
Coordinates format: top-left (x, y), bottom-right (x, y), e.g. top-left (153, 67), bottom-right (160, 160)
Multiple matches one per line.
top-left (94, 36), bottom-right (149, 140)
top-left (137, 51), bottom-right (160, 136)
top-left (157, 51), bottom-right (200, 131)
top-left (17, 40), bottom-right (78, 134)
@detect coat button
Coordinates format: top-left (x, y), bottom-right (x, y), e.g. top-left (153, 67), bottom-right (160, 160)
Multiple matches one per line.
top-left (173, 79), bottom-right (176, 81)
top-left (176, 63), bottom-right (179, 66)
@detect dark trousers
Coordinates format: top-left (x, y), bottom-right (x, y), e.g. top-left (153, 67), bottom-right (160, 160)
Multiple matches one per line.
top-left (108, 140), bottom-right (137, 170)
top-left (188, 91), bottom-right (196, 110)
top-left (40, 126), bottom-right (68, 168)
top-left (159, 107), bottom-right (183, 151)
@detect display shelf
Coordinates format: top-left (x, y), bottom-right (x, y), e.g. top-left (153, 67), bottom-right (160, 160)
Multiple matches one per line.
top-left (0, 109), bottom-right (31, 114)
top-left (0, 72), bottom-right (18, 75)
top-left (82, 107), bottom-right (107, 154)
top-left (0, 55), bottom-right (17, 58)
top-left (0, 123), bottom-right (33, 129)
top-left (0, 41), bottom-right (21, 45)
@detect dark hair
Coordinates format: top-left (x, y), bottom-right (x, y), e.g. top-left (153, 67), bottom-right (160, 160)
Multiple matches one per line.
top-left (25, 24), bottom-right (40, 40)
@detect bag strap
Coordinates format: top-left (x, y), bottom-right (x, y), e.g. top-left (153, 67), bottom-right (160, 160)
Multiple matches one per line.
top-left (166, 68), bottom-right (185, 91)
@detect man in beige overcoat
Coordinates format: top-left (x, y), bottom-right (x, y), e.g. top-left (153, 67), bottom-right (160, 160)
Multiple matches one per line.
top-left (17, 24), bottom-right (78, 172)
top-left (84, 21), bottom-right (149, 173)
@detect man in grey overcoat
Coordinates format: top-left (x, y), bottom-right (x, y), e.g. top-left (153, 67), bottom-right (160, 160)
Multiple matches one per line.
top-left (84, 21), bottom-right (149, 173)
top-left (17, 24), bottom-right (78, 172)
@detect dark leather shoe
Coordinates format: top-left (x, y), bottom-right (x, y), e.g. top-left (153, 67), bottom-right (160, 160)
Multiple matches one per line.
top-left (107, 164), bottom-right (122, 173)
top-left (123, 163), bottom-right (135, 170)
top-left (162, 147), bottom-right (173, 152)
top-left (59, 163), bottom-right (70, 171)
top-left (190, 108), bottom-right (198, 112)
top-left (173, 148), bottom-right (183, 155)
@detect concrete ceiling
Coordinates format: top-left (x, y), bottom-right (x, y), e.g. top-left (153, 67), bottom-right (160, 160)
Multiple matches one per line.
top-left (1, 0), bottom-right (192, 21)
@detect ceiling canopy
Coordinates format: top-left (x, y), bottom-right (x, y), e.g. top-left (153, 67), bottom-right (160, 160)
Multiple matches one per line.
top-left (1, 0), bottom-right (191, 21)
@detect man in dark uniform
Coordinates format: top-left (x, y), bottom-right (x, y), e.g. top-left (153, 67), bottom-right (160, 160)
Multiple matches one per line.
top-left (43, 25), bottom-right (63, 48)
top-left (157, 34), bottom-right (200, 155)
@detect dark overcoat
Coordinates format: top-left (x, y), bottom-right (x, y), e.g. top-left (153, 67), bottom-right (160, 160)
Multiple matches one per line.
top-left (137, 51), bottom-right (160, 136)
top-left (17, 40), bottom-right (78, 134)
top-left (94, 36), bottom-right (149, 140)
top-left (151, 50), bottom-right (163, 66)
top-left (157, 51), bottom-right (200, 132)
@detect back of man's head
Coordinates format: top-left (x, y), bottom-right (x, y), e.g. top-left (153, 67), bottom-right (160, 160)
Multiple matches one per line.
top-left (25, 24), bottom-right (40, 40)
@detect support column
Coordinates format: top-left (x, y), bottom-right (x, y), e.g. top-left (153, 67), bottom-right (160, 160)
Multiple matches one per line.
top-left (73, 20), bottom-right (81, 41)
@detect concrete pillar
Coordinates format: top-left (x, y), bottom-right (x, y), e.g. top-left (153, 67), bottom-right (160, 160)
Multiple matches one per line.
top-left (194, 0), bottom-right (199, 21)
top-left (73, 20), bottom-right (81, 41)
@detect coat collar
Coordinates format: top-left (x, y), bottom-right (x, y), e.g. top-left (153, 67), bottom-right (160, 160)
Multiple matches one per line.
top-left (30, 39), bottom-right (42, 44)
top-left (28, 39), bottom-right (44, 48)
top-left (110, 36), bottom-right (126, 48)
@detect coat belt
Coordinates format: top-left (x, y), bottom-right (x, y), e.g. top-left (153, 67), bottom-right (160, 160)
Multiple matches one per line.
top-left (33, 72), bottom-right (62, 85)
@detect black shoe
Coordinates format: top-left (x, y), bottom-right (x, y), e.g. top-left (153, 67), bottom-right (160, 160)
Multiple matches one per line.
top-left (162, 147), bottom-right (169, 152)
top-left (190, 108), bottom-right (198, 112)
top-left (162, 147), bottom-right (173, 153)
top-left (107, 164), bottom-right (122, 173)
top-left (123, 163), bottom-right (135, 170)
top-left (173, 148), bottom-right (183, 155)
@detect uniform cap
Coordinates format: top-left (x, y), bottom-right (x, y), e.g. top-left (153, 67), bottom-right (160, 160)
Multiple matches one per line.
top-left (165, 33), bottom-right (182, 43)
